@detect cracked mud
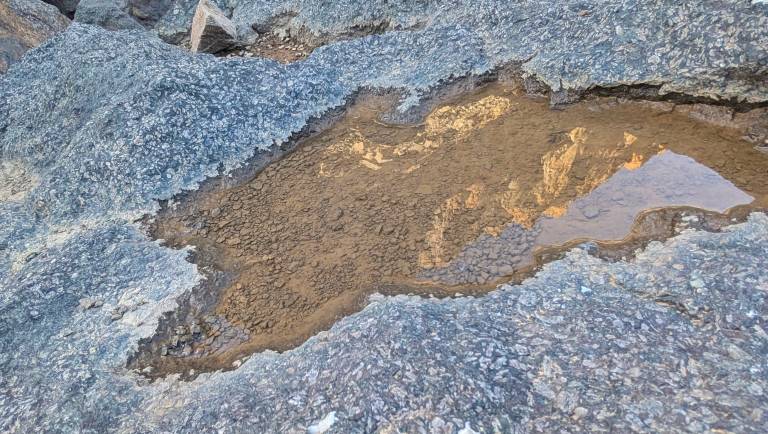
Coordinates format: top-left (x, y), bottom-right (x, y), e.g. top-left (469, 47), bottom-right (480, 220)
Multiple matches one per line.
top-left (135, 83), bottom-right (768, 379)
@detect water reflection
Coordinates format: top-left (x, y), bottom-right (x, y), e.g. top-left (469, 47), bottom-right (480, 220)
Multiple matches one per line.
top-left (419, 151), bottom-right (754, 286)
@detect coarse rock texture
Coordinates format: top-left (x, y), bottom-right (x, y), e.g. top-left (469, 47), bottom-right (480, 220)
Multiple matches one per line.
top-left (76, 0), bottom-right (768, 105)
top-left (75, 0), bottom-right (229, 42)
top-left (1, 0), bottom-right (767, 431)
top-left (74, 0), bottom-right (146, 31)
top-left (190, 0), bottom-right (236, 53)
top-left (0, 0), bottom-right (69, 73)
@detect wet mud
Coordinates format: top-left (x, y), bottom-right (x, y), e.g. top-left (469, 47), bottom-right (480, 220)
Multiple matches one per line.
top-left (131, 83), bottom-right (768, 379)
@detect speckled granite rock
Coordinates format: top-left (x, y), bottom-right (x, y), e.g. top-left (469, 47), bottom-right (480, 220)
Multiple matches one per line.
top-left (0, 0), bottom-right (69, 73)
top-left (1, 0), bottom-right (768, 432)
top-left (234, 0), bottom-right (768, 103)
top-left (80, 0), bottom-right (768, 103)
top-left (73, 0), bottom-right (144, 31)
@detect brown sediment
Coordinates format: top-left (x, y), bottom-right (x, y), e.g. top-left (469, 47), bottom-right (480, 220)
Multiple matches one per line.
top-left (221, 31), bottom-right (315, 63)
top-left (133, 82), bottom-right (768, 379)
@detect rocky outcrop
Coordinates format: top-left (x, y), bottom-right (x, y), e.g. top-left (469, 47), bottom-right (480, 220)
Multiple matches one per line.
top-left (0, 0), bottom-right (69, 73)
top-left (190, 0), bottom-right (236, 53)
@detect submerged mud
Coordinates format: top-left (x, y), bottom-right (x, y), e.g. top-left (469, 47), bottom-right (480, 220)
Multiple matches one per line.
top-left (134, 83), bottom-right (768, 378)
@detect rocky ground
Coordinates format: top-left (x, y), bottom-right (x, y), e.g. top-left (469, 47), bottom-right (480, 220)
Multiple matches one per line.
top-left (1, 0), bottom-right (768, 432)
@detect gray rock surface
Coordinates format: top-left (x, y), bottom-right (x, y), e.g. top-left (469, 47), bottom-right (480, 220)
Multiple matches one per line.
top-left (0, 0), bottom-right (69, 73)
top-left (1, 0), bottom-right (768, 432)
top-left (74, 0), bottom-right (145, 31)
top-left (190, 0), bottom-right (236, 53)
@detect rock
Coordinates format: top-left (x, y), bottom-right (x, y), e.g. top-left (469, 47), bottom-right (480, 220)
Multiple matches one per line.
top-left (78, 297), bottom-right (103, 309)
top-left (328, 207), bottom-right (343, 221)
top-left (0, 0), bottom-right (70, 73)
top-left (74, 0), bottom-right (144, 31)
top-left (572, 407), bottom-right (588, 420)
top-left (581, 206), bottom-right (600, 219)
top-left (190, 0), bottom-right (236, 53)
top-left (3, 1), bottom-right (768, 432)
top-left (109, 309), bottom-right (124, 321)
top-left (41, 0), bottom-right (79, 17)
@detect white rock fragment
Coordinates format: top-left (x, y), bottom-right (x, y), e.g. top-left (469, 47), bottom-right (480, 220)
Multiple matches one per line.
top-left (79, 297), bottom-right (103, 310)
top-left (307, 411), bottom-right (336, 434)
top-left (458, 421), bottom-right (479, 434)
top-left (190, 0), bottom-right (237, 53)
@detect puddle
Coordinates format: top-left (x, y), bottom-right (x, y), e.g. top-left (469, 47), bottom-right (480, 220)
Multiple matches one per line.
top-left (133, 83), bottom-right (768, 379)
top-left (420, 150), bottom-right (755, 286)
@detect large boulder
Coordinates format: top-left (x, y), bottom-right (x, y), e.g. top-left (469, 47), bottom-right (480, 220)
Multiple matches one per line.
top-left (189, 0), bottom-right (236, 53)
top-left (0, 0), bottom-right (70, 73)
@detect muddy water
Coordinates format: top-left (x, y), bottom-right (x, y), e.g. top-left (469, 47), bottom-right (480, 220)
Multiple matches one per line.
top-left (137, 83), bottom-right (768, 378)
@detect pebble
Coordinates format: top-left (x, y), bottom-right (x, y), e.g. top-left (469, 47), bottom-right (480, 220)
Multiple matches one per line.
top-left (79, 297), bottom-right (103, 310)
top-left (581, 206), bottom-right (600, 219)
top-left (572, 407), bottom-right (588, 420)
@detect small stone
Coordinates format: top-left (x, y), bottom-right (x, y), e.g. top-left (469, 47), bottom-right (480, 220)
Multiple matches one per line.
top-left (329, 207), bottom-right (344, 221)
top-left (581, 206), bottom-right (600, 219)
top-left (79, 297), bottom-right (102, 310)
top-left (572, 407), bottom-right (588, 420)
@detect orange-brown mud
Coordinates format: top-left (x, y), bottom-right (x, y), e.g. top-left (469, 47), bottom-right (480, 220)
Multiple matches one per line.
top-left (133, 83), bottom-right (768, 379)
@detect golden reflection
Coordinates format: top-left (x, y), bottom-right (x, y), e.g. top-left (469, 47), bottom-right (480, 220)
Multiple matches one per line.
top-left (624, 153), bottom-right (644, 170)
top-left (420, 193), bottom-right (464, 268)
top-left (322, 95), bottom-right (515, 177)
top-left (320, 91), bottom-right (670, 270)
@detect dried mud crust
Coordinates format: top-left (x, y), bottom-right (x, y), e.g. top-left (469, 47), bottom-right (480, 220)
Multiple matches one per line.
top-left (137, 83), bottom-right (768, 379)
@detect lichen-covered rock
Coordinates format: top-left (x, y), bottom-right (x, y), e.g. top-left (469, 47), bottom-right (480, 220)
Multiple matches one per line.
top-left (0, 0), bottom-right (69, 73)
top-left (190, 0), bottom-right (236, 53)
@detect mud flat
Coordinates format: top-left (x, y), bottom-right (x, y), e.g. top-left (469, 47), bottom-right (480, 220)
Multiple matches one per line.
top-left (132, 83), bottom-right (768, 379)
